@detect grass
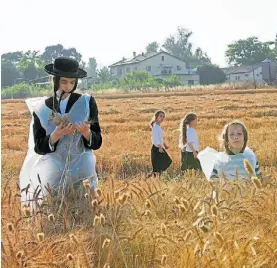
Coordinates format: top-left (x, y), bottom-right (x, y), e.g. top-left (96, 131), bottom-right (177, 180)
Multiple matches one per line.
top-left (1, 87), bottom-right (277, 267)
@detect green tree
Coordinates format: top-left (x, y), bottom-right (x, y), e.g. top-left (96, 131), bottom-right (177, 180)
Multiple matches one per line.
top-left (22, 63), bottom-right (39, 81)
top-left (18, 51), bottom-right (44, 81)
top-left (1, 52), bottom-right (23, 87)
top-left (197, 64), bottom-right (226, 85)
top-left (163, 27), bottom-right (193, 62)
top-left (1, 51), bottom-right (23, 66)
top-left (146, 42), bottom-right (159, 53)
top-left (97, 67), bottom-right (112, 83)
top-left (41, 44), bottom-right (82, 64)
top-left (119, 70), bottom-right (159, 90)
top-left (87, 57), bottom-right (97, 80)
top-left (1, 61), bottom-right (19, 87)
top-left (125, 70), bottom-right (151, 82)
top-left (18, 50), bottom-right (43, 69)
top-left (225, 37), bottom-right (275, 66)
top-left (163, 27), bottom-right (211, 67)
top-left (165, 74), bottom-right (181, 87)
top-left (62, 47), bottom-right (82, 62)
top-left (79, 60), bottom-right (87, 69)
top-left (41, 44), bottom-right (64, 64)
top-left (265, 33), bottom-right (277, 63)
top-left (193, 47), bottom-right (211, 64)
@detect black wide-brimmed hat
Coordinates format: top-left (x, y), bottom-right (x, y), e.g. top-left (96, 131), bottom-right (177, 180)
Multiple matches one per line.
top-left (44, 57), bottom-right (87, 78)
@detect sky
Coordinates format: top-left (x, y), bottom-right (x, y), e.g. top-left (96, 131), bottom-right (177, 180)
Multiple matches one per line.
top-left (1, 0), bottom-right (276, 68)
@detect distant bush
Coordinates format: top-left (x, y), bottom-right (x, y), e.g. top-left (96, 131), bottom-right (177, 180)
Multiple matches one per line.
top-left (1, 83), bottom-right (50, 99)
top-left (1, 77), bottom-right (274, 99)
top-left (93, 71), bottom-right (183, 91)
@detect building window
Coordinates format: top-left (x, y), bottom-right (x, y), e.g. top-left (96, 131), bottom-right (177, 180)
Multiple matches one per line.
top-left (117, 68), bottom-right (122, 76)
top-left (161, 56), bottom-right (164, 61)
top-left (146, 66), bottom-right (152, 72)
top-left (161, 66), bottom-right (172, 74)
top-left (177, 65), bottom-right (181, 71)
top-left (256, 74), bottom-right (259, 77)
top-left (245, 74), bottom-right (249, 77)
top-left (235, 76), bottom-right (240, 80)
top-left (126, 67), bottom-right (130, 73)
top-left (188, 80), bottom-right (194, 85)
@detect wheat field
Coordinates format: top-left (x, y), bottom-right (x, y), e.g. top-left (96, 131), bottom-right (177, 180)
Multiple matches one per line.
top-left (1, 88), bottom-right (277, 268)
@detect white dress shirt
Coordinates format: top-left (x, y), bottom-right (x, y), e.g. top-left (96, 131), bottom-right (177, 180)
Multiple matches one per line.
top-left (152, 123), bottom-right (164, 148)
top-left (178, 127), bottom-right (199, 152)
top-left (186, 127), bottom-right (199, 152)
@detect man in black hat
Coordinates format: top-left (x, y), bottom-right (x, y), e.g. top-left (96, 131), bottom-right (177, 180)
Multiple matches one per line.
top-left (19, 57), bottom-right (102, 204)
top-left (35, 57), bottom-right (102, 153)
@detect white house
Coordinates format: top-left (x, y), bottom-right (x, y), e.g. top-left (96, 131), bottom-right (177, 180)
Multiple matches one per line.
top-left (109, 50), bottom-right (200, 85)
top-left (221, 64), bottom-right (263, 83)
top-left (222, 59), bottom-right (277, 84)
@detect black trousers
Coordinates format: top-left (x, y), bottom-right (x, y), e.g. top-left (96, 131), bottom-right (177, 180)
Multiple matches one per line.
top-left (181, 151), bottom-right (202, 171)
top-left (151, 145), bottom-right (172, 173)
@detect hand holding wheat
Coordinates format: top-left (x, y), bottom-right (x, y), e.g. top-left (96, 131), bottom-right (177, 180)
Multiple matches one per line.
top-left (50, 122), bottom-right (75, 145)
top-left (55, 122), bottom-right (75, 137)
top-left (75, 121), bottom-right (91, 141)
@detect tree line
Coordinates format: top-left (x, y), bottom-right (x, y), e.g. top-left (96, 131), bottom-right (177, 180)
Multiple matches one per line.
top-left (1, 27), bottom-right (277, 88)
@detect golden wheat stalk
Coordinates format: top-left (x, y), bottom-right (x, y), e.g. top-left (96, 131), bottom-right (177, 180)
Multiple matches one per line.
top-left (174, 197), bottom-right (181, 205)
top-left (252, 177), bottom-right (262, 189)
top-left (200, 224), bottom-right (210, 233)
top-left (82, 179), bottom-right (90, 189)
top-left (145, 199), bottom-right (151, 209)
top-left (202, 240), bottom-right (210, 255)
top-left (93, 215), bottom-right (101, 227)
top-left (91, 199), bottom-right (98, 209)
top-left (211, 205), bottom-right (218, 216)
top-left (197, 205), bottom-right (205, 217)
top-left (37, 233), bottom-right (45, 242)
top-left (48, 213), bottom-right (55, 222)
top-left (215, 232), bottom-right (224, 245)
top-left (161, 223), bottom-right (167, 236)
top-left (144, 210), bottom-right (151, 217)
top-left (66, 253), bottom-right (74, 261)
top-left (69, 234), bottom-right (79, 245)
top-left (161, 254), bottom-right (167, 266)
top-left (181, 198), bottom-right (189, 210)
top-left (117, 193), bottom-right (128, 205)
top-left (184, 230), bottom-right (192, 242)
top-left (244, 159), bottom-right (255, 175)
top-left (22, 205), bottom-right (31, 217)
top-left (193, 200), bottom-right (202, 211)
top-left (16, 250), bottom-right (24, 259)
top-left (178, 204), bottom-right (186, 213)
top-left (102, 238), bottom-right (111, 249)
top-left (7, 223), bottom-right (14, 232)
top-left (100, 214), bottom-right (106, 225)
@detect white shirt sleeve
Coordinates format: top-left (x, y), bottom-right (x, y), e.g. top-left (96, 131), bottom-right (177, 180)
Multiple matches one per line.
top-left (186, 128), bottom-right (195, 143)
